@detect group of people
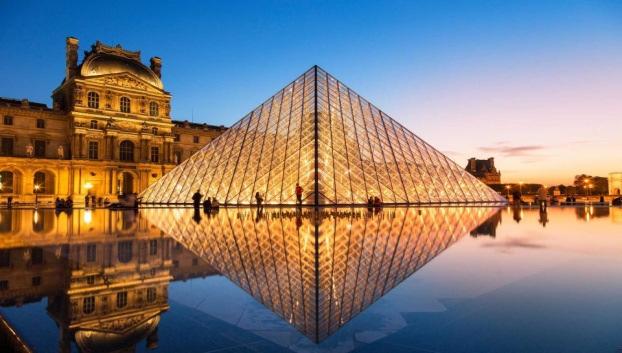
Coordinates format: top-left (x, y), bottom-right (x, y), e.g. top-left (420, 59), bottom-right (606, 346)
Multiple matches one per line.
top-left (84, 194), bottom-right (111, 208)
top-left (55, 197), bottom-right (74, 209)
top-left (192, 191), bottom-right (220, 212)
top-left (367, 196), bottom-right (383, 209)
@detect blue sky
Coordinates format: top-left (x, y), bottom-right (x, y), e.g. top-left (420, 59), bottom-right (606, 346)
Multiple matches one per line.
top-left (1, 0), bottom-right (621, 183)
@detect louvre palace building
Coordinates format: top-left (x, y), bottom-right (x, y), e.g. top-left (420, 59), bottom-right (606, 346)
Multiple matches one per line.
top-left (0, 37), bottom-right (225, 205)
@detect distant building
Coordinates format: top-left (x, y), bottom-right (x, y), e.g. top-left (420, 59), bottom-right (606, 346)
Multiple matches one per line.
top-left (465, 157), bottom-right (501, 184)
top-left (609, 172), bottom-right (622, 195)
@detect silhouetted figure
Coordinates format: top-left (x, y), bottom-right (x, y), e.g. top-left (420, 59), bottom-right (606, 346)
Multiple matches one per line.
top-left (211, 197), bottom-right (219, 210)
top-left (91, 195), bottom-right (96, 207)
top-left (55, 197), bottom-right (62, 209)
top-left (84, 195), bottom-right (90, 207)
top-left (512, 207), bottom-right (522, 223)
top-left (6, 196), bottom-right (12, 208)
top-left (612, 197), bottom-right (622, 206)
top-left (65, 197), bottom-right (73, 209)
top-left (539, 209), bottom-right (549, 227)
top-left (512, 191), bottom-right (522, 206)
top-left (373, 196), bottom-right (382, 208)
top-left (192, 190), bottom-right (203, 209)
top-left (192, 209), bottom-right (202, 224)
top-left (255, 192), bottom-right (263, 208)
top-left (599, 195), bottom-right (605, 204)
top-left (295, 183), bottom-right (303, 206)
top-left (203, 197), bottom-right (212, 213)
top-left (367, 197), bottom-right (374, 211)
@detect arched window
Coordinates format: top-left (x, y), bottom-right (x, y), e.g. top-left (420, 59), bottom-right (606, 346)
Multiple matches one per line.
top-left (33, 171), bottom-right (54, 194)
top-left (119, 97), bottom-right (131, 113)
top-left (119, 141), bottom-right (134, 162)
top-left (149, 102), bottom-right (159, 117)
top-left (0, 171), bottom-right (14, 193)
top-left (87, 92), bottom-right (99, 108)
top-left (33, 172), bottom-right (46, 193)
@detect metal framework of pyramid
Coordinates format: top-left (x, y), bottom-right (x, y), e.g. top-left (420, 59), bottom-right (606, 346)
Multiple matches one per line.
top-left (141, 66), bottom-right (505, 205)
top-left (143, 207), bottom-right (500, 342)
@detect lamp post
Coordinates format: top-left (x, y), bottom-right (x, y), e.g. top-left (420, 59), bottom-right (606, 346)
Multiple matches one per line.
top-left (34, 184), bottom-right (40, 207)
top-left (519, 182), bottom-right (524, 195)
top-left (505, 184), bottom-right (511, 199)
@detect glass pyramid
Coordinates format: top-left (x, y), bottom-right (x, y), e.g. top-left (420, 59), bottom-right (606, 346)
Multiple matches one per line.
top-left (143, 207), bottom-right (500, 342)
top-left (141, 66), bottom-right (505, 205)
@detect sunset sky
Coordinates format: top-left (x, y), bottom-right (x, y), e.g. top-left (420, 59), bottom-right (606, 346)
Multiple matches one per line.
top-left (1, 1), bottom-right (620, 185)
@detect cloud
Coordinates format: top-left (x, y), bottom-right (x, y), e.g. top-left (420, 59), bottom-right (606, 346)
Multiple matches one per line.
top-left (478, 144), bottom-right (546, 157)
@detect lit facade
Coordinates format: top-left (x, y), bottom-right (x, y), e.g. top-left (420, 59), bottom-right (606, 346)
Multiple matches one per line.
top-left (141, 66), bottom-right (505, 205)
top-left (0, 209), bottom-right (216, 352)
top-left (0, 38), bottom-right (225, 205)
top-left (610, 172), bottom-right (622, 195)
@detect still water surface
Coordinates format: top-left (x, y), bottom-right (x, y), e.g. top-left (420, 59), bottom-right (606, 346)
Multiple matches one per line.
top-left (0, 206), bottom-right (620, 353)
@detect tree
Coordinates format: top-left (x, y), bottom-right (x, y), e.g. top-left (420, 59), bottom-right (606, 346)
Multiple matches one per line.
top-left (573, 174), bottom-right (608, 195)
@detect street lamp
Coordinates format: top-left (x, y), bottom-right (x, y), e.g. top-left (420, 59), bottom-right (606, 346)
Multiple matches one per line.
top-left (505, 184), bottom-right (511, 198)
top-left (519, 181), bottom-right (524, 195)
top-left (34, 184), bottom-right (40, 207)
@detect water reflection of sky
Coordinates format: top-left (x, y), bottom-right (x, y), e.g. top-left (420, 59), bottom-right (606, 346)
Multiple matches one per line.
top-left (0, 207), bottom-right (620, 353)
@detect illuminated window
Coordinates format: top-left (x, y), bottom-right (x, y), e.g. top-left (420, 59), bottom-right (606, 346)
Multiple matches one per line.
top-left (0, 171), bottom-right (14, 193)
top-left (88, 92), bottom-right (99, 108)
top-left (119, 97), bottom-right (131, 113)
top-left (33, 172), bottom-right (46, 193)
top-left (116, 291), bottom-right (127, 308)
top-left (119, 141), bottom-right (134, 162)
top-left (83, 297), bottom-right (95, 314)
top-left (149, 102), bottom-right (159, 117)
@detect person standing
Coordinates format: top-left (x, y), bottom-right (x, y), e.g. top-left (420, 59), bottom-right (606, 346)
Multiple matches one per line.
top-left (295, 183), bottom-right (303, 206)
top-left (255, 192), bottom-right (263, 208)
top-left (192, 190), bottom-right (203, 209)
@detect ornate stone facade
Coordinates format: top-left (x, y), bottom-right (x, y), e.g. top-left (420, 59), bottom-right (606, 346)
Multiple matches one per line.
top-left (0, 38), bottom-right (226, 205)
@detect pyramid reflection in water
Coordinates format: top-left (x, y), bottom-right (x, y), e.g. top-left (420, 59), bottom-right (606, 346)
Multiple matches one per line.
top-left (144, 207), bottom-right (499, 342)
top-left (140, 66), bottom-right (505, 205)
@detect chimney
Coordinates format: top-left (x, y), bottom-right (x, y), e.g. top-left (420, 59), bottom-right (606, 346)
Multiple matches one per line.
top-left (468, 158), bottom-right (476, 172)
top-left (65, 37), bottom-right (79, 80)
top-left (150, 57), bottom-right (162, 78)
top-left (488, 157), bottom-right (495, 169)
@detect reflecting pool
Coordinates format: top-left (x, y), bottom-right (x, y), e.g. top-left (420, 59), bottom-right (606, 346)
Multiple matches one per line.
top-left (0, 206), bottom-right (620, 353)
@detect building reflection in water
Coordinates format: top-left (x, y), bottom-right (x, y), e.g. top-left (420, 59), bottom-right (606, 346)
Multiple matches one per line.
top-left (470, 210), bottom-right (502, 237)
top-left (575, 206), bottom-right (610, 222)
top-left (0, 209), bottom-right (216, 353)
top-left (144, 206), bottom-right (500, 342)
